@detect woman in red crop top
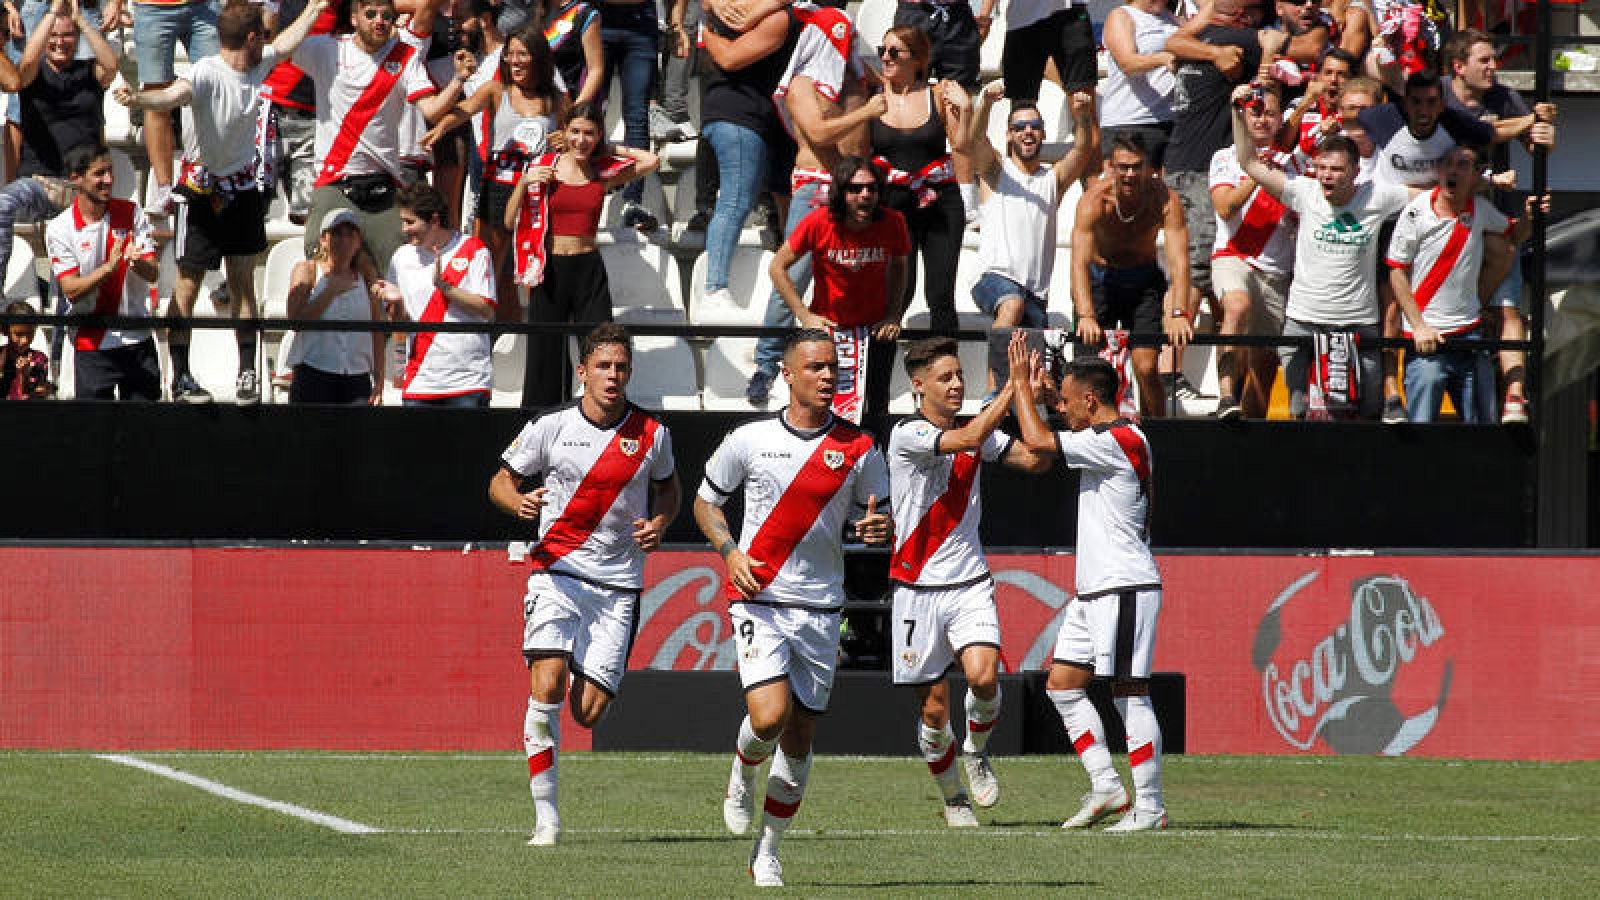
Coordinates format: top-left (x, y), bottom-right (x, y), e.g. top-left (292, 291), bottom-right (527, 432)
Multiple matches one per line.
top-left (505, 103), bottom-right (658, 408)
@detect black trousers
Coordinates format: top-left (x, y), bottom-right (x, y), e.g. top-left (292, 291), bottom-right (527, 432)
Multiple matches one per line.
top-left (523, 250), bottom-right (614, 409)
top-left (886, 183), bottom-right (965, 336)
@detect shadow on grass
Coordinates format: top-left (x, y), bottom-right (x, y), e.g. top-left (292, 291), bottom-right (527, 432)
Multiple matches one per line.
top-left (810, 879), bottom-right (1096, 889)
top-left (989, 818), bottom-right (1316, 831)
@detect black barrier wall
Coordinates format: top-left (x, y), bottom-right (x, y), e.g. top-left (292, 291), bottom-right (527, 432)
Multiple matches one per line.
top-left (1, 404), bottom-right (1535, 547)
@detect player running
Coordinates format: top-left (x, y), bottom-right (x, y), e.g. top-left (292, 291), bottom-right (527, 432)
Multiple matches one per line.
top-left (488, 323), bottom-right (681, 847)
top-left (888, 337), bottom-right (1049, 825)
top-left (1006, 332), bottom-right (1169, 831)
top-left (693, 329), bottom-right (892, 888)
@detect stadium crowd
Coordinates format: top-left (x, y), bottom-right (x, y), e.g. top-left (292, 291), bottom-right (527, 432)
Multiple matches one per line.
top-left (0, 0), bottom-right (1556, 423)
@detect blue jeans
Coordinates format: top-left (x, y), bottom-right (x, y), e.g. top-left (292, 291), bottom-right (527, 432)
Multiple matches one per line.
top-left (701, 120), bottom-right (767, 293)
top-left (1404, 327), bottom-right (1496, 424)
top-left (0, 177), bottom-right (66, 276)
top-left (753, 179), bottom-right (825, 376)
top-left (403, 392), bottom-right (491, 408)
top-left (599, 2), bottom-right (658, 207)
top-left (132, 0), bottom-right (222, 85)
top-left (972, 272), bottom-right (1048, 327)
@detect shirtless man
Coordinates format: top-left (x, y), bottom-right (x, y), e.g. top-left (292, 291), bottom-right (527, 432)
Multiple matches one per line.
top-left (1071, 132), bottom-right (1192, 418)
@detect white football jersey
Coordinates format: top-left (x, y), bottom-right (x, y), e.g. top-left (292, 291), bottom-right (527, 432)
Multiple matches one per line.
top-left (699, 412), bottom-right (889, 610)
top-left (887, 417), bottom-right (1011, 588)
top-left (292, 32), bottom-right (438, 186)
top-left (1385, 190), bottom-right (1511, 337)
top-left (1208, 145), bottom-right (1308, 276)
top-left (388, 233), bottom-right (496, 400)
top-left (46, 199), bottom-right (158, 352)
top-left (501, 403), bottom-right (677, 591)
top-left (1056, 419), bottom-right (1161, 598)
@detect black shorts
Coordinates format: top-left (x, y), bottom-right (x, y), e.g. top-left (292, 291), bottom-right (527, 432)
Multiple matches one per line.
top-left (175, 188), bottom-right (268, 271)
top-left (479, 179), bottom-right (518, 233)
top-left (894, 2), bottom-right (982, 90)
top-left (74, 339), bottom-right (161, 401)
top-left (1003, 6), bottom-right (1097, 99)
top-left (1091, 262), bottom-right (1166, 335)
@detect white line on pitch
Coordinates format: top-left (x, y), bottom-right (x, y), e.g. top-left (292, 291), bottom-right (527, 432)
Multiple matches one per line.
top-left (95, 754), bottom-right (385, 835)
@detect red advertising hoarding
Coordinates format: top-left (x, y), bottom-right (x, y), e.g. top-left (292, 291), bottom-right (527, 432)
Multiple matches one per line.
top-left (3, 548), bottom-right (1595, 759)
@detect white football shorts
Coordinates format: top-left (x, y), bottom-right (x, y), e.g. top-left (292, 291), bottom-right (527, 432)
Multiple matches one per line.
top-left (522, 570), bottom-right (638, 696)
top-left (891, 578), bottom-right (1001, 685)
top-left (728, 602), bottom-right (842, 714)
top-left (1052, 587), bottom-right (1161, 679)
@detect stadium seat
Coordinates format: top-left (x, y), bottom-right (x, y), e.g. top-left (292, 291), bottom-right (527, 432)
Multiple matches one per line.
top-left (260, 240), bottom-right (306, 399)
top-left (4, 236), bottom-right (40, 304)
top-left (490, 333), bottom-right (527, 409)
top-left (628, 335), bottom-right (702, 410)
top-left (886, 331), bottom-right (991, 416)
top-left (854, 0), bottom-right (894, 50)
top-left (701, 336), bottom-right (789, 411)
top-left (110, 148), bottom-right (138, 201)
top-left (687, 236), bottom-right (778, 325)
top-left (597, 229), bottom-right (685, 324)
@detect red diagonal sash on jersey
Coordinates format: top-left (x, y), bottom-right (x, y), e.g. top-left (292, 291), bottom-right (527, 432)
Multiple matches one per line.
top-left (315, 38), bottom-right (414, 187)
top-left (75, 200), bottom-right (135, 352)
top-left (1411, 198), bottom-right (1473, 313)
top-left (527, 411), bottom-right (658, 570)
top-left (1110, 424), bottom-right (1151, 483)
top-left (890, 449), bottom-right (980, 584)
top-left (724, 426), bottom-right (873, 602)
top-left (1228, 188), bottom-right (1287, 259)
top-left (402, 237), bottom-right (483, 393)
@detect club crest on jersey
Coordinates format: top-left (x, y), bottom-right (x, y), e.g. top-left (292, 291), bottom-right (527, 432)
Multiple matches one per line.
top-left (900, 649), bottom-right (919, 668)
top-left (383, 62), bottom-right (401, 75)
top-left (823, 449), bottom-right (846, 470)
top-left (831, 22), bottom-right (847, 40)
top-left (619, 437), bottom-right (640, 457)
top-left (450, 256), bottom-right (469, 272)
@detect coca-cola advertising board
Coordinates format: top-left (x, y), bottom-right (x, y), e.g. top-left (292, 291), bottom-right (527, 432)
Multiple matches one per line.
top-left (2, 548), bottom-right (1594, 759)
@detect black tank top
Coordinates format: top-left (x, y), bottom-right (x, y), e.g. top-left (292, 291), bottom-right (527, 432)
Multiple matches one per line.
top-left (869, 91), bottom-right (947, 174)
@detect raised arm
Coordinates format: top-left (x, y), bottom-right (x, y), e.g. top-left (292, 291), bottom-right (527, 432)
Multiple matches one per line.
top-left (968, 79), bottom-right (1006, 183)
top-left (272, 0), bottom-right (330, 57)
top-left (78, 1), bottom-right (120, 87)
top-left (1054, 90), bottom-right (1100, 193)
top-left (1232, 86), bottom-right (1285, 199)
top-left (116, 79), bottom-right (194, 112)
top-left (1006, 331), bottom-right (1058, 456)
top-left (603, 145), bottom-right (660, 190)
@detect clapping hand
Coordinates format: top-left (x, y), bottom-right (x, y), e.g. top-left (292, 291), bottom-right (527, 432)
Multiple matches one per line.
top-left (854, 495), bottom-right (891, 546)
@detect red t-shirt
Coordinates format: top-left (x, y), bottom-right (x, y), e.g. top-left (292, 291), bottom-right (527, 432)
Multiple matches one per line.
top-left (786, 207), bottom-right (912, 327)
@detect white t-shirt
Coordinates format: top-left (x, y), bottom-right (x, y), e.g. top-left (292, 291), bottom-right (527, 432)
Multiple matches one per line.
top-left (1098, 4), bottom-right (1178, 128)
top-left (1281, 176), bottom-right (1411, 326)
top-left (978, 158), bottom-right (1059, 297)
top-left (698, 412), bottom-right (889, 610)
top-left (501, 403), bottom-right (677, 591)
top-left (293, 33), bottom-right (438, 184)
top-left (387, 233), bottom-right (497, 400)
top-left (1385, 190), bottom-right (1511, 336)
top-left (186, 49), bottom-right (280, 178)
top-left (887, 417), bottom-right (1012, 588)
top-left (46, 199), bottom-right (158, 352)
top-left (1055, 419), bottom-right (1161, 599)
top-left (1208, 145), bottom-right (1309, 275)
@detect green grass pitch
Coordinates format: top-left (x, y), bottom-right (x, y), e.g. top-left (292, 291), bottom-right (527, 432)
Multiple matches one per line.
top-left (3, 752), bottom-right (1597, 897)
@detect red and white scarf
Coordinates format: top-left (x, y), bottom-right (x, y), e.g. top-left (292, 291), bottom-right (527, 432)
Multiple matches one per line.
top-left (511, 152), bottom-right (633, 287)
top-left (1099, 330), bottom-right (1141, 421)
top-left (830, 325), bottom-right (870, 424)
top-left (872, 154), bottom-right (955, 208)
top-left (1306, 331), bottom-right (1362, 420)
top-left (176, 88), bottom-right (280, 206)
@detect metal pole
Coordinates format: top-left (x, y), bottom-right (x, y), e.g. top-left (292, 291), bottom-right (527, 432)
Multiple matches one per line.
top-left (1528, 0), bottom-right (1552, 424)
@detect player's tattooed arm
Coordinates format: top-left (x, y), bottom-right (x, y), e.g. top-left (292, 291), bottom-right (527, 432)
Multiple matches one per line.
top-left (693, 496), bottom-right (765, 597)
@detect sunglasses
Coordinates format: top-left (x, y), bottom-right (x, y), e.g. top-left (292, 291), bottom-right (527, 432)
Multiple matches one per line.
top-left (1280, 0), bottom-right (1312, 5)
top-left (1009, 119), bottom-right (1046, 133)
top-left (362, 9), bottom-right (399, 21)
top-left (877, 45), bottom-right (907, 61)
top-left (844, 182), bottom-right (879, 194)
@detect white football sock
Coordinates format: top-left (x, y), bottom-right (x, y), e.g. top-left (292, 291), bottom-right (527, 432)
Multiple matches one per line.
top-left (918, 721), bottom-right (964, 802)
top-left (963, 685), bottom-right (1002, 755)
top-left (1116, 695), bottom-right (1165, 812)
top-left (736, 715), bottom-right (776, 779)
top-left (1048, 688), bottom-right (1119, 792)
top-left (524, 698), bottom-right (562, 828)
top-left (756, 748), bottom-right (811, 857)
